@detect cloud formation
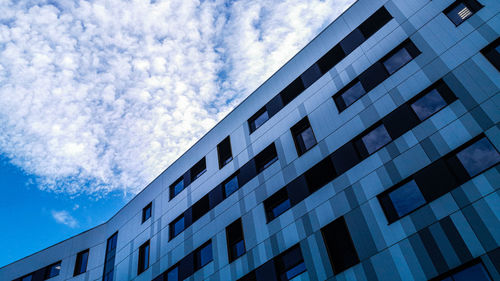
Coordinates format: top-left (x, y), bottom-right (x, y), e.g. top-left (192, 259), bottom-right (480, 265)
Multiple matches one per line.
top-left (0, 0), bottom-right (354, 196)
top-left (51, 210), bottom-right (78, 228)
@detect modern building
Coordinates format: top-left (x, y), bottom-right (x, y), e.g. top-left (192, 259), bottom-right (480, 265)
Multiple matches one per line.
top-left (2, 0), bottom-right (500, 280)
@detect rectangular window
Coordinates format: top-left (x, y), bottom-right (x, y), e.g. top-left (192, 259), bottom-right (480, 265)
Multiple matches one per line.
top-left (166, 266), bottom-right (179, 281)
top-left (358, 6), bottom-right (393, 38)
top-left (169, 177), bottom-right (184, 199)
top-left (170, 215), bottom-right (185, 240)
top-left (481, 37), bottom-right (500, 71)
top-left (223, 172), bottom-right (240, 198)
top-left (255, 144), bottom-right (278, 173)
top-left (275, 245), bottom-right (307, 281)
top-left (455, 137), bottom-right (500, 177)
top-left (378, 179), bottom-right (427, 223)
top-left (74, 249), bottom-right (89, 276)
top-left (291, 117), bottom-right (317, 156)
top-left (334, 79), bottom-right (366, 111)
top-left (103, 232), bottom-right (118, 281)
top-left (217, 136), bottom-right (233, 168)
top-left (382, 40), bottom-right (421, 74)
top-left (138, 241), bottom-right (150, 274)
top-left (321, 217), bottom-right (360, 274)
top-left (264, 188), bottom-right (291, 221)
top-left (190, 157), bottom-right (207, 182)
top-left (444, 0), bottom-right (483, 26)
top-left (226, 219), bottom-right (246, 262)
top-left (192, 194), bottom-right (210, 221)
top-left (410, 88), bottom-right (448, 121)
top-left (304, 158), bottom-right (336, 193)
top-left (248, 107), bottom-right (269, 133)
top-left (44, 262), bottom-right (61, 280)
top-left (358, 124), bottom-right (392, 155)
top-left (195, 242), bottom-right (213, 270)
top-left (142, 202), bottom-right (152, 223)
top-left (431, 260), bottom-right (492, 281)
top-left (20, 275), bottom-right (33, 281)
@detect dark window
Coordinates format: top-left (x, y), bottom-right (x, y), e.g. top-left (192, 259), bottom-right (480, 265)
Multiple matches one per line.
top-left (300, 63), bottom-right (323, 88)
top-left (379, 179), bottom-right (427, 222)
top-left (74, 249), bottom-right (89, 276)
top-left (249, 107), bottom-right (269, 133)
top-left (237, 271), bottom-right (257, 281)
top-left (218, 136), bottom-right (233, 168)
top-left (321, 217), bottom-right (360, 274)
top-left (166, 266), bottom-right (179, 281)
top-left (264, 188), bottom-right (291, 221)
top-left (223, 172), bottom-right (240, 198)
top-left (359, 7), bottom-right (393, 38)
top-left (170, 215), bottom-right (185, 239)
top-left (334, 79), bottom-right (366, 110)
top-left (190, 158), bottom-right (207, 182)
top-left (20, 275), bottom-right (32, 281)
top-left (410, 88), bottom-right (448, 121)
top-left (455, 137), bottom-right (500, 177)
top-left (481, 37), bottom-right (500, 71)
top-left (280, 78), bottom-right (305, 105)
top-left (444, 0), bottom-right (483, 26)
top-left (339, 28), bottom-right (365, 54)
top-left (383, 47), bottom-right (412, 74)
top-left (170, 177), bottom-right (184, 199)
top-left (138, 241), bottom-right (150, 274)
top-left (142, 202), bottom-right (152, 223)
top-left (195, 242), bottom-right (213, 270)
top-left (431, 260), bottom-right (492, 281)
top-left (291, 117), bottom-right (317, 156)
top-left (275, 246), bottom-right (307, 281)
top-left (304, 158), bottom-right (336, 193)
top-left (255, 144), bottom-right (278, 173)
top-left (226, 219), bottom-right (246, 262)
top-left (192, 195), bottom-right (210, 221)
top-left (317, 45), bottom-right (346, 74)
top-left (103, 232), bottom-right (118, 281)
top-left (44, 262), bottom-right (61, 279)
top-left (360, 124), bottom-right (392, 155)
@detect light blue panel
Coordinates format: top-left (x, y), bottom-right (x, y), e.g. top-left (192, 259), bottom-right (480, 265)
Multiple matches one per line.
top-left (389, 244), bottom-right (416, 281)
top-left (450, 212), bottom-right (486, 257)
top-left (371, 249), bottom-right (401, 281)
top-left (393, 145), bottom-right (430, 179)
top-left (438, 117), bottom-right (473, 150)
top-left (429, 193), bottom-right (459, 221)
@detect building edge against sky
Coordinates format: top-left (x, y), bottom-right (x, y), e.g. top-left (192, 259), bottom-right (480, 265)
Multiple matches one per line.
top-left (1, 0), bottom-right (500, 280)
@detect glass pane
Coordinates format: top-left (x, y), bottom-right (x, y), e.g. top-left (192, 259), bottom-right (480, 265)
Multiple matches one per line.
top-left (341, 81), bottom-right (366, 107)
top-left (447, 3), bottom-right (473, 25)
top-left (272, 199), bottom-right (291, 218)
top-left (21, 275), bottom-right (32, 281)
top-left (495, 45), bottom-right (500, 53)
top-left (410, 89), bottom-right (447, 120)
top-left (173, 217), bottom-right (184, 236)
top-left (361, 125), bottom-right (392, 154)
top-left (456, 138), bottom-right (500, 177)
top-left (299, 127), bottom-right (316, 151)
top-left (261, 156), bottom-right (278, 171)
top-left (253, 110), bottom-right (269, 130)
top-left (383, 47), bottom-right (412, 74)
top-left (388, 180), bottom-right (426, 217)
top-left (173, 180), bottom-right (184, 196)
top-left (285, 262), bottom-right (306, 280)
top-left (198, 243), bottom-right (213, 268)
top-left (231, 240), bottom-right (246, 259)
top-left (224, 176), bottom-right (239, 197)
top-left (452, 263), bottom-right (492, 281)
top-left (47, 263), bottom-right (61, 278)
top-left (79, 251), bottom-right (89, 274)
top-left (167, 267), bottom-right (178, 281)
top-left (143, 244), bottom-right (150, 270)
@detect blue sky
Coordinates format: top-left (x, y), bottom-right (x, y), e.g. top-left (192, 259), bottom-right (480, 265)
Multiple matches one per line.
top-left (0, 0), bottom-right (354, 268)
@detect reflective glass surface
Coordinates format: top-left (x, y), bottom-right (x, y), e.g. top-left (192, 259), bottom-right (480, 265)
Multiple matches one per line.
top-left (299, 127), bottom-right (316, 151)
top-left (173, 180), bottom-right (184, 196)
top-left (272, 199), bottom-right (291, 218)
top-left (456, 138), bottom-right (500, 177)
top-left (446, 3), bottom-right (473, 25)
top-left (231, 240), bottom-right (246, 259)
top-left (252, 110), bottom-right (269, 130)
top-left (383, 47), bottom-right (412, 74)
top-left (46, 262), bottom-right (61, 278)
top-left (341, 81), bottom-right (366, 107)
top-left (285, 262), bottom-right (306, 280)
top-left (388, 180), bottom-right (426, 217)
top-left (361, 125), bottom-right (392, 154)
top-left (173, 217), bottom-right (184, 237)
top-left (452, 263), bottom-right (491, 281)
top-left (411, 89), bottom-right (447, 120)
top-left (167, 267), bottom-right (178, 281)
top-left (224, 175), bottom-right (239, 197)
top-left (21, 275), bottom-right (32, 281)
top-left (197, 243), bottom-right (213, 268)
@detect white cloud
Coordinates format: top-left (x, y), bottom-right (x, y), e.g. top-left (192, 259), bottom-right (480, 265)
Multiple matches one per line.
top-left (51, 210), bottom-right (78, 228)
top-left (0, 0), bottom-right (355, 196)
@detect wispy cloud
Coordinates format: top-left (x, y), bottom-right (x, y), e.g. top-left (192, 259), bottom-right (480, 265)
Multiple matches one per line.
top-left (0, 0), bottom-right (354, 196)
top-left (51, 210), bottom-right (78, 228)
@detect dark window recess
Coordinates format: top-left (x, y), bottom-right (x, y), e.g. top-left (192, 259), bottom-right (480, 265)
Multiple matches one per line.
top-left (430, 259), bottom-right (492, 281)
top-left (20, 275), bottom-right (33, 281)
top-left (223, 172), bottom-right (240, 198)
top-left (192, 195), bottom-right (210, 221)
top-left (142, 202), bottom-right (152, 223)
top-left (226, 219), bottom-right (246, 262)
top-left (481, 37), bottom-right (500, 71)
top-left (237, 271), bottom-right (257, 281)
top-left (217, 136), bottom-right (233, 168)
top-left (195, 242), bottom-right (213, 270)
top-left (44, 262), bottom-right (61, 280)
top-left (304, 158), bottom-right (336, 193)
top-left (255, 144), bottom-right (278, 173)
top-left (169, 177), bottom-right (184, 199)
top-left (300, 63), bottom-right (323, 88)
top-left (317, 45), bottom-right (346, 74)
top-left (339, 28), bottom-right (366, 54)
top-left (138, 241), bottom-right (150, 274)
top-left (170, 215), bottom-right (185, 240)
top-left (280, 78), bottom-right (305, 106)
top-left (321, 217), bottom-right (360, 274)
top-left (330, 142), bottom-right (361, 175)
top-left (291, 117), bottom-right (317, 156)
top-left (190, 157), bottom-right (207, 182)
top-left (74, 249), bottom-right (89, 276)
top-left (275, 245), bottom-right (307, 281)
top-left (264, 188), bottom-right (292, 221)
top-left (249, 107), bottom-right (270, 133)
top-left (411, 89), bottom-right (447, 121)
top-left (444, 0), bottom-right (483, 26)
top-left (333, 79), bottom-right (366, 111)
top-left (166, 266), bottom-right (179, 281)
top-left (359, 6), bottom-right (393, 38)
top-left (455, 137), bottom-right (500, 177)
top-left (103, 232), bottom-right (118, 281)
top-left (381, 39), bottom-right (421, 74)
top-left (357, 124), bottom-right (392, 155)
top-left (379, 179), bottom-right (427, 223)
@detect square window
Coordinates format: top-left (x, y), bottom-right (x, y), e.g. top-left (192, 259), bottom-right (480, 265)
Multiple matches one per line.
top-left (74, 249), bottom-right (89, 276)
top-left (217, 136), bottom-right (233, 168)
top-left (142, 202), bottom-right (152, 223)
top-left (195, 242), bottom-right (213, 270)
top-left (264, 188), bottom-right (291, 221)
top-left (410, 89), bottom-right (447, 121)
top-left (456, 137), bottom-right (500, 177)
top-left (361, 124), bottom-right (392, 155)
top-left (248, 107), bottom-right (269, 133)
top-left (336, 80), bottom-right (366, 109)
top-left (190, 158), bottom-right (206, 182)
top-left (275, 246), bottom-right (306, 281)
top-left (291, 117), bottom-right (317, 156)
top-left (383, 47), bottom-right (413, 74)
top-left (170, 177), bottom-right (184, 199)
top-left (170, 215), bottom-right (185, 239)
top-left (44, 262), bottom-right (61, 279)
top-left (388, 180), bottom-right (426, 217)
top-left (138, 241), bottom-right (150, 274)
top-left (223, 174), bottom-right (239, 198)
top-left (255, 144), bottom-right (278, 173)
top-left (444, 0), bottom-right (482, 26)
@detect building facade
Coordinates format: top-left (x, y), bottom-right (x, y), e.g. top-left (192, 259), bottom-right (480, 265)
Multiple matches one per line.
top-left (1, 0), bottom-right (500, 280)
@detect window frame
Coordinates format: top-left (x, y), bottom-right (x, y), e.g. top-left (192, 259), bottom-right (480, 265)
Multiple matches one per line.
top-left (248, 107), bottom-right (270, 133)
top-left (142, 202), bottom-right (152, 223)
top-left (226, 219), bottom-right (246, 263)
top-left (217, 136), bottom-right (233, 169)
top-left (194, 241), bottom-right (213, 271)
top-left (169, 214), bottom-right (185, 240)
top-left (169, 177), bottom-right (185, 200)
top-left (291, 117), bottom-right (317, 156)
top-left (429, 259), bottom-right (493, 281)
top-left (74, 249), bottom-right (90, 276)
top-left (264, 188), bottom-right (291, 222)
top-left (443, 0), bottom-right (483, 26)
top-left (137, 240), bottom-right (150, 275)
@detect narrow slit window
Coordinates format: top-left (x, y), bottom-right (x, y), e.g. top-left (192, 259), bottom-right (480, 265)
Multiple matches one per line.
top-left (226, 219), bottom-right (246, 262)
top-left (142, 202), bottom-right (152, 223)
top-left (74, 249), bottom-right (89, 276)
top-left (217, 136), bottom-right (233, 168)
top-left (137, 240), bottom-right (150, 274)
top-left (321, 217), bottom-right (360, 274)
top-left (190, 158), bottom-right (207, 182)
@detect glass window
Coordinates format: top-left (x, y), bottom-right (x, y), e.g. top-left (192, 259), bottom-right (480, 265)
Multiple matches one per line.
top-left (383, 47), bottom-right (412, 74)
top-left (170, 178), bottom-right (184, 198)
top-left (299, 127), bottom-right (317, 151)
top-left (481, 38), bottom-right (500, 71)
top-left (171, 216), bottom-right (185, 238)
top-left (445, 2), bottom-right (473, 26)
top-left (45, 262), bottom-right (61, 279)
top-left (388, 180), bottom-right (426, 217)
top-left (291, 117), bottom-right (317, 156)
top-left (255, 144), bottom-right (278, 173)
top-left (361, 124), bottom-right (392, 154)
top-left (142, 202), bottom-right (152, 223)
top-left (272, 198), bottom-right (291, 218)
top-left (249, 108), bottom-right (269, 132)
top-left (341, 80), bottom-right (366, 107)
top-left (138, 241), bottom-right (150, 274)
top-left (166, 267), bottom-right (178, 281)
top-left (74, 249), bottom-right (89, 276)
top-left (410, 89), bottom-right (447, 121)
top-left (284, 262), bottom-right (306, 280)
top-left (456, 137), bottom-right (500, 177)
top-left (190, 158), bottom-right (206, 181)
top-left (224, 174), bottom-right (239, 198)
top-left (196, 243), bottom-right (213, 269)
top-left (21, 275), bottom-right (32, 281)
top-left (231, 240), bottom-right (246, 261)
top-left (452, 263), bottom-right (491, 281)
top-left (218, 136), bottom-right (233, 168)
